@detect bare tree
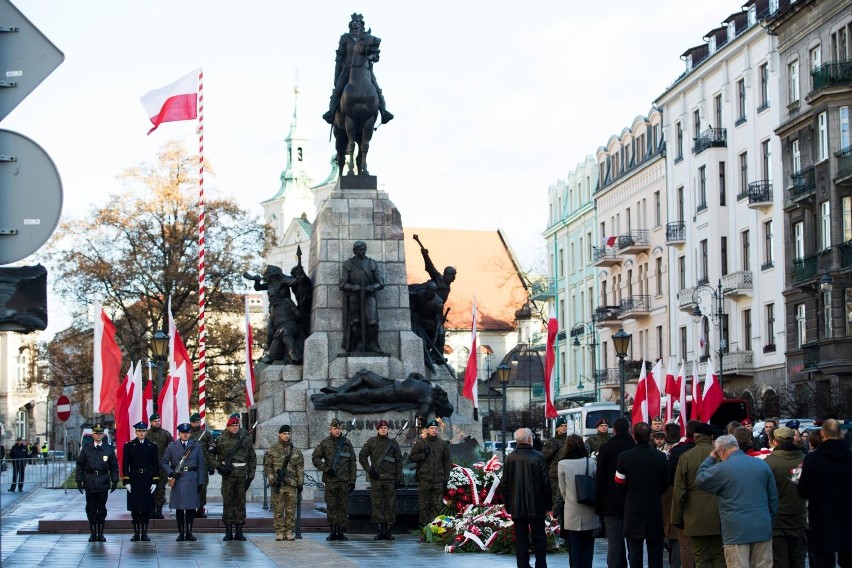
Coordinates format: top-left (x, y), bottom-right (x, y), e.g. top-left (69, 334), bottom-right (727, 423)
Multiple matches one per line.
top-left (811, 382), bottom-right (851, 420)
top-left (777, 384), bottom-right (814, 418)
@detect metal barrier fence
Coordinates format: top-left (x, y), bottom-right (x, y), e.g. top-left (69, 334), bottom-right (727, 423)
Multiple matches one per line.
top-left (0, 457), bottom-right (73, 493)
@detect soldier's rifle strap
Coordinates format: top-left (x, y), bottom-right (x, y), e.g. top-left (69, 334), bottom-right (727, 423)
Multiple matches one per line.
top-left (275, 443), bottom-right (295, 486)
top-left (222, 430), bottom-right (248, 469)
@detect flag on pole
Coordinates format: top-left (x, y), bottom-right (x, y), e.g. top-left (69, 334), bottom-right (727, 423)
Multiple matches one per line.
top-left (631, 360), bottom-right (648, 425)
top-left (664, 357), bottom-right (678, 423)
top-left (143, 371), bottom-right (154, 423)
top-left (543, 306), bottom-right (558, 419)
top-left (93, 305), bottom-right (122, 415)
top-left (604, 236), bottom-right (618, 247)
top-left (244, 296), bottom-right (256, 408)
top-left (462, 297), bottom-right (479, 420)
top-left (127, 361), bottom-right (143, 426)
top-left (691, 360), bottom-right (702, 422)
top-left (157, 375), bottom-right (175, 437)
top-left (646, 359), bottom-right (663, 422)
top-left (676, 360), bottom-right (687, 431)
top-left (113, 375), bottom-right (133, 474)
top-left (168, 299), bottom-right (192, 434)
top-left (140, 69), bottom-right (199, 135)
top-left (699, 358), bottom-right (724, 422)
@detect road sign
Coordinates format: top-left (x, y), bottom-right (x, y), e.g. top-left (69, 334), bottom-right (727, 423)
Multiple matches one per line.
top-left (56, 394), bottom-right (70, 422)
top-left (0, 0), bottom-right (65, 122)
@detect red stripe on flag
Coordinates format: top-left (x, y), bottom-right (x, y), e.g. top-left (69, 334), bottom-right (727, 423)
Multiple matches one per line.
top-left (147, 94), bottom-right (197, 134)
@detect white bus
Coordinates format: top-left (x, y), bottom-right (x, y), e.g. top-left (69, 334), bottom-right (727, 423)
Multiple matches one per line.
top-left (552, 402), bottom-right (622, 438)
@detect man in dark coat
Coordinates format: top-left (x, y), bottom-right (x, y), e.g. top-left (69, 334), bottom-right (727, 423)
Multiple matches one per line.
top-left (9, 437), bottom-right (28, 491)
top-left (504, 428), bottom-right (551, 568)
top-left (162, 423), bottom-right (208, 542)
top-left (409, 418), bottom-right (451, 527)
top-left (122, 421), bottom-right (160, 541)
top-left (542, 416), bottom-right (568, 508)
top-left (189, 412), bottom-right (214, 518)
top-left (764, 426), bottom-right (807, 568)
top-left (615, 421), bottom-right (670, 568)
top-left (667, 419), bottom-right (701, 568)
top-left (595, 417), bottom-right (635, 568)
top-left (75, 424), bottom-right (119, 542)
top-left (798, 419), bottom-right (852, 568)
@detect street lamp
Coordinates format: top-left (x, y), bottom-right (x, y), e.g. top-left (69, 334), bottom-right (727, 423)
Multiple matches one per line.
top-left (612, 328), bottom-right (631, 418)
top-left (497, 362), bottom-right (511, 461)
top-left (571, 322), bottom-right (598, 401)
top-left (691, 279), bottom-right (728, 391)
top-left (150, 329), bottom-right (170, 404)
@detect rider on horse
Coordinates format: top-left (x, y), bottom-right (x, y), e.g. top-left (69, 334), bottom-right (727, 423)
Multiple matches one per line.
top-left (323, 13), bottom-right (393, 125)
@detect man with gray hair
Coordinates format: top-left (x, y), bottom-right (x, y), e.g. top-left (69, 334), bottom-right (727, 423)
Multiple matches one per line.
top-left (696, 434), bottom-right (778, 568)
top-left (504, 428), bottom-right (550, 568)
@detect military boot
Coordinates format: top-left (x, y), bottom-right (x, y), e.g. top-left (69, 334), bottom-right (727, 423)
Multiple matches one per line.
top-left (223, 524), bottom-right (234, 541)
top-left (176, 516), bottom-right (185, 541)
top-left (384, 523), bottom-right (395, 540)
top-left (130, 521), bottom-right (140, 541)
top-left (326, 525), bottom-right (338, 541)
top-left (153, 504), bottom-right (164, 519)
top-left (234, 523), bottom-right (247, 541)
top-left (374, 523), bottom-right (383, 540)
top-left (141, 522), bottom-right (151, 541)
top-left (337, 525), bottom-right (349, 541)
top-left (88, 523), bottom-right (97, 542)
top-left (97, 522), bottom-right (106, 542)
top-left (185, 518), bottom-right (197, 542)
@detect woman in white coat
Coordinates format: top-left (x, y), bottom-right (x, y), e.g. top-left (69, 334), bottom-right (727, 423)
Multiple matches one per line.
top-left (558, 434), bottom-right (600, 568)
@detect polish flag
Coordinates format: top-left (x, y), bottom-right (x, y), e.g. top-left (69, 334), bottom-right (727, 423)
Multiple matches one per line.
top-left (631, 360), bottom-right (648, 425)
top-left (93, 305), bottom-right (123, 415)
top-left (605, 236), bottom-right (618, 247)
top-left (462, 297), bottom-right (480, 419)
top-left (699, 358), bottom-right (724, 422)
top-left (646, 359), bottom-right (663, 422)
top-left (168, 300), bottom-right (192, 434)
top-left (114, 376), bottom-right (133, 474)
top-left (244, 296), bottom-right (256, 408)
top-left (143, 371), bottom-right (154, 424)
top-left (664, 357), bottom-right (678, 423)
top-left (676, 360), bottom-right (687, 431)
top-left (157, 375), bottom-right (175, 437)
top-left (140, 69), bottom-right (199, 135)
top-left (542, 306), bottom-right (558, 419)
top-left (691, 360), bottom-right (702, 422)
top-left (127, 361), bottom-right (144, 426)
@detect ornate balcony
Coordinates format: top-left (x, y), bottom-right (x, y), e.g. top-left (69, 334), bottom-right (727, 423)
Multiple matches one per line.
top-left (802, 341), bottom-right (820, 370)
top-left (810, 60), bottom-right (852, 93)
top-left (592, 305), bottom-right (622, 327)
top-left (692, 127), bottom-right (727, 154)
top-left (594, 369), bottom-right (620, 387)
top-left (617, 230), bottom-right (650, 254)
top-left (789, 166), bottom-right (816, 203)
top-left (791, 254), bottom-right (819, 284)
top-left (530, 278), bottom-right (556, 301)
top-left (677, 286), bottom-right (696, 311)
top-left (592, 246), bottom-right (621, 267)
top-left (836, 146), bottom-right (852, 181)
top-left (721, 350), bottom-right (754, 375)
top-left (720, 270), bottom-right (753, 297)
top-left (666, 221), bottom-right (686, 244)
top-left (619, 295), bottom-right (651, 318)
top-left (747, 180), bottom-right (773, 209)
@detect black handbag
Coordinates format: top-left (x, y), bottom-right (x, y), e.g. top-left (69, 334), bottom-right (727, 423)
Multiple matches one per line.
top-left (574, 457), bottom-right (596, 507)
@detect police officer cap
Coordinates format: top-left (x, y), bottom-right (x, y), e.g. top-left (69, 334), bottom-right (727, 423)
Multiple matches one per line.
top-left (279, 425), bottom-right (291, 434)
top-left (149, 413), bottom-right (161, 421)
top-left (190, 413), bottom-right (201, 422)
top-left (555, 417), bottom-right (567, 427)
top-left (133, 422), bottom-right (148, 430)
top-left (426, 419), bottom-right (439, 428)
top-left (177, 423), bottom-right (192, 433)
top-left (377, 419), bottom-right (389, 429)
top-left (92, 424), bottom-right (105, 434)
top-left (785, 419), bottom-right (800, 429)
top-left (596, 418), bottom-right (609, 427)
top-left (330, 418), bottom-right (342, 428)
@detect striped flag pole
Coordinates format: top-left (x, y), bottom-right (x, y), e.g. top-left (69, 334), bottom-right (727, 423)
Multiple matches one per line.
top-left (196, 68), bottom-right (207, 422)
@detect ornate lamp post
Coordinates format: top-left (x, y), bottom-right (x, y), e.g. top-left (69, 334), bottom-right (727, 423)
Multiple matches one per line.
top-left (612, 328), bottom-right (631, 418)
top-left (691, 279), bottom-right (728, 391)
top-left (150, 329), bottom-right (170, 403)
top-left (497, 362), bottom-right (511, 461)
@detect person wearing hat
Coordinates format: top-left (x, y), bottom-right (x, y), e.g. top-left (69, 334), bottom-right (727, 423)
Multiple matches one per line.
top-left (263, 425), bottom-right (304, 541)
top-left (409, 418), bottom-right (451, 528)
top-left (162, 423), bottom-right (208, 541)
top-left (542, 416), bottom-right (568, 508)
top-left (189, 412), bottom-right (214, 518)
top-left (212, 415), bottom-right (257, 541)
top-left (122, 421), bottom-right (160, 541)
top-left (651, 416), bottom-right (664, 433)
top-left (763, 426), bottom-right (807, 568)
top-left (312, 417), bottom-right (357, 540)
top-left (75, 424), bottom-right (119, 542)
top-left (359, 419), bottom-right (403, 540)
top-left (9, 437), bottom-right (28, 492)
top-left (146, 412), bottom-right (173, 519)
top-left (586, 417), bottom-right (612, 454)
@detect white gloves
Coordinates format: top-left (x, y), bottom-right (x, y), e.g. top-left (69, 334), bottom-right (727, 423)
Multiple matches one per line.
top-left (150, 484), bottom-right (156, 494)
top-left (126, 484), bottom-right (132, 493)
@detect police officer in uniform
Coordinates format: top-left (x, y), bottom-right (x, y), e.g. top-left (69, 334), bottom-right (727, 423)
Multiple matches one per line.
top-left (212, 415), bottom-right (256, 541)
top-left (586, 418), bottom-right (612, 454)
top-left (359, 419), bottom-right (403, 540)
top-left (542, 416), bottom-right (568, 508)
top-left (75, 424), bottom-right (119, 542)
top-left (162, 423), bottom-right (208, 541)
top-left (312, 418), bottom-right (356, 541)
top-left (146, 412), bottom-right (173, 519)
top-left (263, 424), bottom-right (304, 541)
top-left (409, 419), bottom-right (451, 527)
top-left (189, 412), bottom-right (214, 518)
top-left (122, 421), bottom-right (159, 541)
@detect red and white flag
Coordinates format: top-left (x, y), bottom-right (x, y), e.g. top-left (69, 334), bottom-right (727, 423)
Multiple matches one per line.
top-left (127, 361), bottom-right (143, 426)
top-left (646, 359), bottom-right (663, 422)
top-left (605, 236), bottom-right (618, 247)
top-left (676, 360), bottom-right (687, 431)
top-left (631, 360), bottom-right (648, 425)
top-left (699, 358), bottom-right (724, 422)
top-left (664, 357), bottom-right (678, 423)
top-left (140, 69), bottom-right (199, 135)
top-left (113, 376), bottom-right (132, 473)
top-left (93, 305), bottom-right (122, 415)
top-left (168, 299), bottom-right (192, 434)
top-left (691, 360), bottom-right (702, 422)
top-left (143, 369), bottom-right (154, 424)
top-left (543, 306), bottom-right (558, 419)
top-left (157, 374), bottom-right (175, 437)
top-left (462, 297), bottom-right (479, 418)
top-left (244, 296), bottom-right (256, 408)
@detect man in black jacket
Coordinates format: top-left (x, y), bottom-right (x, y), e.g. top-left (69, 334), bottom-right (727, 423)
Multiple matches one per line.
top-left (504, 428), bottom-right (551, 568)
top-left (595, 417), bottom-right (635, 568)
top-left (9, 437), bottom-right (28, 491)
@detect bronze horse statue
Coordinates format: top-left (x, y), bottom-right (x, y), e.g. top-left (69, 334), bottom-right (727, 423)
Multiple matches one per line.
top-left (333, 33), bottom-right (381, 176)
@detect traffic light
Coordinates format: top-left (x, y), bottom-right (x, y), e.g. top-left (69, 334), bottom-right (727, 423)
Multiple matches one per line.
top-left (0, 263), bottom-right (47, 332)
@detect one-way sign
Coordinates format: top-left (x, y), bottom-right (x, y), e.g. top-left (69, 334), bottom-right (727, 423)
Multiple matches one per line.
top-left (0, 0), bottom-right (64, 121)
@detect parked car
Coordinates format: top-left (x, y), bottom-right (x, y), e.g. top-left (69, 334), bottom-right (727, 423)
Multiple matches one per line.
top-left (482, 440), bottom-right (516, 455)
top-left (45, 450), bottom-right (66, 462)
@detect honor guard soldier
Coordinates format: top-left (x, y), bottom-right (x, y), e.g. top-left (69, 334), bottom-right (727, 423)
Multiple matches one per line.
top-left (263, 425), bottom-right (304, 541)
top-left (213, 415), bottom-right (257, 541)
top-left (359, 419), bottom-right (403, 540)
top-left (146, 412), bottom-right (173, 518)
top-left (75, 423), bottom-right (119, 542)
top-left (312, 417), bottom-right (356, 540)
top-left (122, 421), bottom-right (159, 541)
top-left (587, 418), bottom-right (612, 454)
top-left (189, 412), bottom-right (214, 517)
top-left (542, 416), bottom-right (569, 508)
top-left (409, 419), bottom-right (451, 527)
top-left (162, 423), bottom-right (208, 541)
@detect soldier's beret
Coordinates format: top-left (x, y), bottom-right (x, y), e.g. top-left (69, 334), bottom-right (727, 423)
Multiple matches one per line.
top-left (177, 423), bottom-right (192, 433)
top-left (426, 419), bottom-right (439, 428)
top-left (190, 413), bottom-right (201, 422)
top-left (279, 425), bottom-right (291, 433)
top-left (149, 413), bottom-right (161, 421)
top-left (92, 424), bottom-right (105, 433)
top-left (555, 417), bottom-right (567, 427)
top-left (330, 418), bottom-right (342, 428)
top-left (596, 418), bottom-right (609, 427)
top-left (227, 417), bottom-right (241, 426)
top-left (133, 422), bottom-right (148, 430)
top-left (377, 419), bottom-right (389, 429)
top-left (652, 416), bottom-right (663, 422)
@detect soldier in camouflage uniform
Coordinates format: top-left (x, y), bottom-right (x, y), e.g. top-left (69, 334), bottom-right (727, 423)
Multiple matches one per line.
top-left (409, 419), bottom-right (451, 527)
top-left (585, 417), bottom-right (612, 454)
top-left (312, 418), bottom-right (356, 541)
top-left (189, 413), bottom-right (214, 518)
top-left (146, 413), bottom-right (173, 519)
top-left (542, 416), bottom-right (568, 508)
top-left (359, 419), bottom-right (403, 540)
top-left (263, 425), bottom-right (304, 541)
top-left (212, 415), bottom-right (256, 541)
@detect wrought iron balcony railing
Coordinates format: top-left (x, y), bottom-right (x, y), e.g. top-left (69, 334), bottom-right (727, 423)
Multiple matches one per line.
top-left (666, 221), bottom-right (686, 242)
top-left (836, 145), bottom-right (852, 178)
top-left (747, 180), bottom-right (773, 206)
top-left (811, 60), bottom-right (852, 92)
top-left (791, 253), bottom-right (819, 283)
top-left (789, 166), bottom-right (816, 200)
top-left (692, 127), bottom-right (727, 154)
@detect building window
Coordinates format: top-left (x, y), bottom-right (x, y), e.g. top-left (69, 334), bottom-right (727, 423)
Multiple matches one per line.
top-left (818, 111), bottom-right (828, 161)
top-left (654, 191), bottom-right (661, 227)
top-left (789, 60), bottom-right (800, 103)
top-left (677, 186), bottom-right (685, 222)
top-left (739, 152), bottom-right (748, 197)
top-left (657, 325), bottom-right (664, 360)
top-left (743, 308), bottom-right (752, 351)
top-left (841, 106), bottom-right (850, 150)
top-left (761, 139), bottom-right (771, 180)
top-left (821, 201), bottom-right (831, 250)
top-left (737, 79), bottom-right (746, 122)
top-left (680, 326), bottom-right (688, 360)
top-left (844, 196), bottom-right (852, 243)
top-left (846, 290), bottom-right (852, 337)
top-left (824, 290), bottom-right (833, 339)
top-left (700, 239), bottom-right (709, 282)
top-left (794, 221), bottom-right (804, 259)
top-left (721, 236), bottom-right (728, 277)
top-left (742, 230), bottom-right (751, 271)
top-left (810, 45), bottom-right (821, 72)
top-left (678, 255), bottom-right (686, 291)
top-left (764, 220), bottom-right (774, 267)
top-left (558, 248), bottom-right (564, 276)
top-left (693, 109), bottom-right (701, 139)
top-left (702, 318), bottom-right (711, 360)
top-left (759, 63), bottom-right (769, 110)
top-left (719, 161), bottom-right (726, 206)
top-left (714, 93), bottom-right (723, 127)
top-left (656, 256), bottom-right (663, 296)
top-left (796, 303), bottom-right (806, 346)
top-left (676, 122), bottom-right (683, 160)
top-left (792, 140), bottom-right (801, 173)
top-left (698, 166), bottom-right (707, 210)
top-left (766, 303), bottom-right (775, 350)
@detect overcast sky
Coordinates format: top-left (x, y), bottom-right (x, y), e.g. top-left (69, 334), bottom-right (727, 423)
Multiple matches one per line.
top-left (4, 0), bottom-right (747, 335)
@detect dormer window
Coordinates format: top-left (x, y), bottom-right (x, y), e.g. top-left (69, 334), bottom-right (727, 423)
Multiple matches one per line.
top-left (748, 5), bottom-right (756, 26)
top-left (709, 36), bottom-right (717, 53)
top-left (728, 22), bottom-right (736, 40)
top-left (686, 54), bottom-right (693, 71)
top-left (769, 0), bottom-right (779, 13)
